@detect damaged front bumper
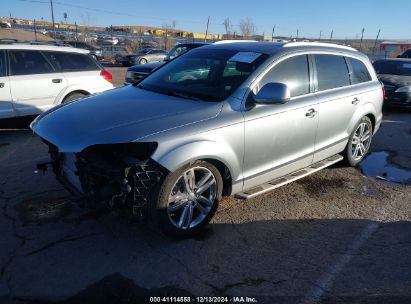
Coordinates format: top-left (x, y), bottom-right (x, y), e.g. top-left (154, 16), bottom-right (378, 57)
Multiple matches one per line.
top-left (40, 141), bottom-right (168, 217)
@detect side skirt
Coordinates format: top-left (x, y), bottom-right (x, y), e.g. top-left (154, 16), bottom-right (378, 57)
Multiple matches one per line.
top-left (235, 154), bottom-right (344, 200)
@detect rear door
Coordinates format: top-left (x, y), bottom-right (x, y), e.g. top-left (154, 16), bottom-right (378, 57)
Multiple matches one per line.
top-left (42, 51), bottom-right (102, 93)
top-left (8, 49), bottom-right (67, 116)
top-left (312, 54), bottom-right (365, 162)
top-left (0, 50), bottom-right (14, 119)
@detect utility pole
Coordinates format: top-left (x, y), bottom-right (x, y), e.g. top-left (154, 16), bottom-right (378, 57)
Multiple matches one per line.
top-left (205, 16), bottom-right (210, 42)
top-left (33, 19), bottom-right (38, 41)
top-left (372, 29), bottom-right (381, 57)
top-left (271, 24), bottom-right (276, 42)
top-left (50, 0), bottom-right (56, 38)
top-left (296, 29), bottom-right (299, 41)
top-left (75, 22), bottom-right (78, 41)
top-left (329, 30), bottom-right (334, 42)
top-left (319, 30), bottom-right (322, 41)
top-left (359, 28), bottom-right (365, 51)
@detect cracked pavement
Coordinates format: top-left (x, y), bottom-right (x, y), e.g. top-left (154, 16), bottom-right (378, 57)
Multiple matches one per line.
top-left (0, 108), bottom-right (411, 303)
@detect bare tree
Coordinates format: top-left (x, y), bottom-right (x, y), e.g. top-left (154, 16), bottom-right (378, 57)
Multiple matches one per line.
top-left (161, 20), bottom-right (177, 50)
top-left (239, 18), bottom-right (256, 37)
top-left (223, 18), bottom-right (232, 36)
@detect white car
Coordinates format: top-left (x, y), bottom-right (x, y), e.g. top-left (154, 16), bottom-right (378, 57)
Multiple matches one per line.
top-left (0, 43), bottom-right (114, 119)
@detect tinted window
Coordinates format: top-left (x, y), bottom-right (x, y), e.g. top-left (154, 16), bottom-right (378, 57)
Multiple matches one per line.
top-left (402, 50), bottom-right (411, 58)
top-left (347, 57), bottom-right (371, 84)
top-left (0, 51), bottom-right (6, 77)
top-left (9, 50), bottom-right (54, 75)
top-left (315, 54), bottom-right (350, 91)
top-left (43, 52), bottom-right (99, 72)
top-left (260, 55), bottom-right (310, 97)
top-left (373, 60), bottom-right (411, 76)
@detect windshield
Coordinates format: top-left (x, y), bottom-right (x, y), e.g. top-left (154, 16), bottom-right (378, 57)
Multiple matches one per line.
top-left (373, 60), bottom-right (411, 76)
top-left (138, 48), bottom-right (268, 102)
top-left (166, 45), bottom-right (190, 61)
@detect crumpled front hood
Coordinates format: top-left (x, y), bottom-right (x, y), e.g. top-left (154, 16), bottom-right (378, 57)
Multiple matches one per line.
top-left (378, 74), bottom-right (411, 87)
top-left (31, 85), bottom-right (222, 152)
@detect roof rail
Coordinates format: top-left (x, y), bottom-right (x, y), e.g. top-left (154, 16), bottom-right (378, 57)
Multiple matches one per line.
top-left (214, 40), bottom-right (258, 44)
top-left (284, 41), bottom-right (357, 51)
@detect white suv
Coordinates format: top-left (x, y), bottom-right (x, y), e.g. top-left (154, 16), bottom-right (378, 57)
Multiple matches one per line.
top-left (0, 43), bottom-right (114, 119)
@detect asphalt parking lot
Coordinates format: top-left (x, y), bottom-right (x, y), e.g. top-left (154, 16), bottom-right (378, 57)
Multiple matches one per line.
top-left (1, 73), bottom-right (411, 303)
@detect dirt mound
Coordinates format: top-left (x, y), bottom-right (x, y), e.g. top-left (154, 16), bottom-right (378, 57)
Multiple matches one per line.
top-left (0, 28), bottom-right (54, 42)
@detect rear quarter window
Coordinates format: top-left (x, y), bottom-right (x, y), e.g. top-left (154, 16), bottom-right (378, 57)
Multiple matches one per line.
top-left (43, 52), bottom-right (100, 72)
top-left (346, 57), bottom-right (372, 84)
top-left (315, 54), bottom-right (350, 91)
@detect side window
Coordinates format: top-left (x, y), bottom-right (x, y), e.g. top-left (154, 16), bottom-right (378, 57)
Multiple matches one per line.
top-left (0, 51), bottom-right (6, 77)
top-left (9, 50), bottom-right (54, 76)
top-left (403, 50), bottom-right (411, 58)
top-left (43, 52), bottom-right (99, 72)
top-left (315, 54), bottom-right (350, 91)
top-left (260, 55), bottom-right (310, 97)
top-left (346, 57), bottom-right (371, 84)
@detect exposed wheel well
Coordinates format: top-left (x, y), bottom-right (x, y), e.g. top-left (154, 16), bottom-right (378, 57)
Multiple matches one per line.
top-left (62, 90), bottom-right (90, 102)
top-left (201, 158), bottom-right (232, 196)
top-left (365, 113), bottom-right (376, 133)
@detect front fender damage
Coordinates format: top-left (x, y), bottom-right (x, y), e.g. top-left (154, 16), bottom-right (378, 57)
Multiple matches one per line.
top-left (45, 142), bottom-right (168, 218)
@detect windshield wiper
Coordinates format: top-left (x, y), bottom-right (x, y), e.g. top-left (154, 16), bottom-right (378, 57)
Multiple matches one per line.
top-left (165, 91), bottom-right (202, 101)
top-left (137, 84), bottom-right (202, 101)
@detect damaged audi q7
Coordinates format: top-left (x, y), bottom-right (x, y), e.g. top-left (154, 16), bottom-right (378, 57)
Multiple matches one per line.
top-left (31, 41), bottom-right (383, 237)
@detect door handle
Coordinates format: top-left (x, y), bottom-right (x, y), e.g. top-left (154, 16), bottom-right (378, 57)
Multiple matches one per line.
top-left (0, 83), bottom-right (4, 88)
top-left (306, 108), bottom-right (317, 118)
top-left (352, 97), bottom-right (360, 105)
top-left (52, 79), bottom-right (62, 83)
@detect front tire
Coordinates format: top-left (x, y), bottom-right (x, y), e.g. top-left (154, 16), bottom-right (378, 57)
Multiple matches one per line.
top-left (149, 161), bottom-right (223, 238)
top-left (344, 116), bottom-right (373, 166)
top-left (139, 58), bottom-right (148, 64)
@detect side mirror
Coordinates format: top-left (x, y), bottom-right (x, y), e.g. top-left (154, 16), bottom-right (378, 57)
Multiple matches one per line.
top-left (253, 82), bottom-right (291, 104)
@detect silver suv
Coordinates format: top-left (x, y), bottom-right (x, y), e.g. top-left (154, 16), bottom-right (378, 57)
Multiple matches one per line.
top-left (31, 42), bottom-right (383, 237)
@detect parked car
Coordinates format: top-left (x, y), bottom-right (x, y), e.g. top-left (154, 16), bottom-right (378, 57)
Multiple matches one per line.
top-left (398, 49), bottom-right (411, 59)
top-left (120, 48), bottom-right (167, 67)
top-left (101, 45), bottom-right (128, 62)
top-left (124, 43), bottom-right (207, 84)
top-left (0, 43), bottom-right (114, 119)
top-left (65, 41), bottom-right (103, 61)
top-left (31, 42), bottom-right (383, 237)
top-left (373, 58), bottom-right (411, 108)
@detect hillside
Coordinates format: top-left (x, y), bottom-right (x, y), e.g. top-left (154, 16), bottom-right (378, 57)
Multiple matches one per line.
top-left (0, 28), bottom-right (54, 42)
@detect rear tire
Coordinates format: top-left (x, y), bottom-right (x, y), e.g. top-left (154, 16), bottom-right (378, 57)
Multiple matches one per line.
top-left (139, 58), bottom-right (148, 64)
top-left (148, 160), bottom-right (223, 238)
top-left (63, 92), bottom-right (87, 103)
top-left (344, 116), bottom-right (373, 166)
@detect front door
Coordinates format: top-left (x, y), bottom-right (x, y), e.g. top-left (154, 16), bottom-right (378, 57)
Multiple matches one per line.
top-left (243, 54), bottom-right (319, 190)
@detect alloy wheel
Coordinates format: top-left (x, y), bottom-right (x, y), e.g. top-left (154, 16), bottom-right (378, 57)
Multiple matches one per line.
top-left (351, 122), bottom-right (371, 161)
top-left (167, 167), bottom-right (217, 230)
